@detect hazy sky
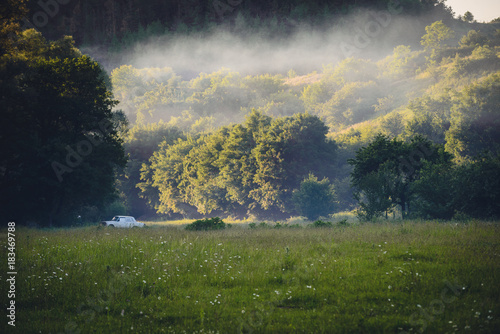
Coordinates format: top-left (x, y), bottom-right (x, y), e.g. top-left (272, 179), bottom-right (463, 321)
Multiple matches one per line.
top-left (445, 0), bottom-right (500, 22)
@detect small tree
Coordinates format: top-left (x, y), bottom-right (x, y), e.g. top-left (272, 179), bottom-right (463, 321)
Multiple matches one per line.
top-left (421, 21), bottom-right (454, 64)
top-left (421, 21), bottom-right (455, 51)
top-left (353, 163), bottom-right (395, 221)
top-left (292, 174), bottom-right (336, 221)
top-left (459, 30), bottom-right (488, 48)
top-left (463, 11), bottom-right (474, 23)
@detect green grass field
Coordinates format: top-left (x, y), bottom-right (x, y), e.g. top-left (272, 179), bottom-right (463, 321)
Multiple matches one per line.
top-left (1, 221), bottom-right (499, 333)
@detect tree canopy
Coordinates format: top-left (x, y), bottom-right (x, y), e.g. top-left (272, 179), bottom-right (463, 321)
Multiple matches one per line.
top-left (0, 22), bottom-right (126, 225)
top-left (138, 111), bottom-right (338, 219)
top-left (348, 134), bottom-right (452, 220)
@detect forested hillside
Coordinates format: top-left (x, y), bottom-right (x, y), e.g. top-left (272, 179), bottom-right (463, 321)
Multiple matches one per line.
top-left (114, 17), bottom-right (500, 221)
top-left (2, 0), bottom-right (500, 225)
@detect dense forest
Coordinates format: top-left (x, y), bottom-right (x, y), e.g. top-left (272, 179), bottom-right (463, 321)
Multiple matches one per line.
top-left (25, 0), bottom-right (451, 45)
top-left (1, 0), bottom-right (499, 225)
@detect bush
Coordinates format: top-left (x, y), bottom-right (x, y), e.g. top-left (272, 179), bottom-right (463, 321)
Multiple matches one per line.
top-left (311, 220), bottom-right (333, 228)
top-left (310, 219), bottom-right (348, 227)
top-left (249, 222), bottom-right (302, 229)
top-left (337, 219), bottom-right (349, 226)
top-left (248, 222), bottom-right (271, 229)
top-left (185, 217), bottom-right (226, 231)
top-left (292, 174), bottom-right (336, 221)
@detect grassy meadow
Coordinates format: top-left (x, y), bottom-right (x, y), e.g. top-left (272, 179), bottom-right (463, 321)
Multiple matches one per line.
top-left (1, 220), bottom-right (499, 333)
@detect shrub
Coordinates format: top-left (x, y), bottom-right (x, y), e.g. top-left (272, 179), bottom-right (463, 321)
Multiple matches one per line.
top-left (274, 222), bottom-right (285, 229)
top-left (292, 174), bottom-right (336, 221)
top-left (311, 220), bottom-right (333, 228)
top-left (337, 219), bottom-right (349, 226)
top-left (185, 217), bottom-right (226, 231)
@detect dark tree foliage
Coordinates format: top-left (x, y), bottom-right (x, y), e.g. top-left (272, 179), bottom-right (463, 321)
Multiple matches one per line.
top-left (412, 154), bottom-right (500, 220)
top-left (452, 155), bottom-right (500, 220)
top-left (348, 134), bottom-right (452, 220)
top-left (0, 14), bottom-right (126, 225)
top-left (411, 160), bottom-right (455, 220)
top-left (22, 0), bottom-right (448, 45)
top-left (0, 0), bottom-right (28, 55)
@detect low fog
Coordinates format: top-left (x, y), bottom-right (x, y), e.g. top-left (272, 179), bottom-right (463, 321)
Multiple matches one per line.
top-left (113, 9), bottom-right (429, 77)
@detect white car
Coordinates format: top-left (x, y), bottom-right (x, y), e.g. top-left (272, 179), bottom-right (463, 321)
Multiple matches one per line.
top-left (100, 216), bottom-right (145, 228)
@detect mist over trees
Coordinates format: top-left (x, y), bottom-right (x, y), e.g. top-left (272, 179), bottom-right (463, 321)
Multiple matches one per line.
top-left (2, 0), bottom-right (500, 224)
top-left (115, 14), bottom-right (500, 221)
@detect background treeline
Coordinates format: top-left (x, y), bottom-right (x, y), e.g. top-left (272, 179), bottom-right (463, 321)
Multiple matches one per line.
top-left (26, 0), bottom-right (452, 47)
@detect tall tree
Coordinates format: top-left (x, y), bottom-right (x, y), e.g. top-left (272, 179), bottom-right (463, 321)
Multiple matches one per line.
top-left (0, 29), bottom-right (126, 226)
top-left (349, 134), bottom-right (451, 219)
top-left (462, 11), bottom-right (474, 23)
